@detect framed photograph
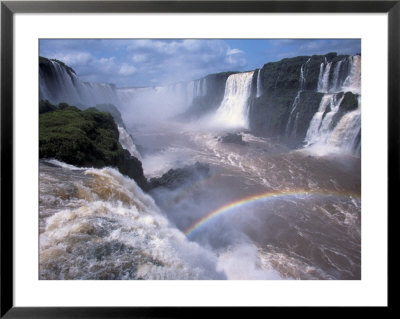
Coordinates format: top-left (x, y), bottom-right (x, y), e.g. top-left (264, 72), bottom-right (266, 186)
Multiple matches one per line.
top-left (1, 0), bottom-right (395, 317)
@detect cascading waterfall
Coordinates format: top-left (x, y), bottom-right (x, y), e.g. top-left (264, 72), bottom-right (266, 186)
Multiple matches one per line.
top-left (285, 91), bottom-right (302, 137)
top-left (40, 59), bottom-right (196, 114)
top-left (214, 71), bottom-right (254, 128)
top-left (39, 52), bottom-right (362, 281)
top-left (201, 77), bottom-right (207, 96)
top-left (39, 61), bottom-right (81, 104)
top-left (118, 126), bottom-right (142, 160)
top-left (317, 61), bottom-right (332, 93)
top-left (41, 55), bottom-right (361, 155)
top-left (328, 96), bottom-right (361, 152)
top-left (304, 94), bottom-right (345, 146)
top-left (39, 162), bottom-right (224, 280)
top-left (256, 69), bottom-right (263, 98)
top-left (342, 55), bottom-right (361, 94)
top-left (285, 58), bottom-right (311, 137)
top-left (305, 55), bottom-right (361, 154)
top-left (317, 55), bottom-right (360, 94)
top-left (193, 77), bottom-right (207, 97)
top-left (299, 58), bottom-right (310, 90)
top-left (40, 60), bottom-right (120, 107)
top-left (116, 87), bottom-right (142, 107)
top-left (332, 60), bottom-right (343, 92)
top-left (40, 59), bottom-right (145, 161)
top-left (185, 81), bottom-right (195, 106)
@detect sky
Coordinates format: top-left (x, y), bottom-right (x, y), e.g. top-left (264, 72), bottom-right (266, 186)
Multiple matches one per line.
top-left (40, 39), bottom-right (361, 88)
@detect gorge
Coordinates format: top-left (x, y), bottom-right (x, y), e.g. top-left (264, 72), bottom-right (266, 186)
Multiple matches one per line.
top-left (39, 50), bottom-right (361, 280)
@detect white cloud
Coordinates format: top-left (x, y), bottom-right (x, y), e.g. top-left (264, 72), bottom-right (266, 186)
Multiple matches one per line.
top-left (52, 52), bottom-right (93, 65)
top-left (40, 39), bottom-right (251, 87)
top-left (182, 39), bottom-right (202, 51)
top-left (99, 57), bottom-right (116, 64)
top-left (118, 63), bottom-right (136, 76)
top-left (132, 54), bottom-right (147, 63)
top-left (227, 48), bottom-right (244, 55)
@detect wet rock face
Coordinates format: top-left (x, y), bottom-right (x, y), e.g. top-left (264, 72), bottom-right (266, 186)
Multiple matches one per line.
top-left (148, 162), bottom-right (210, 190)
top-left (117, 149), bottom-right (148, 191)
top-left (218, 133), bottom-right (246, 145)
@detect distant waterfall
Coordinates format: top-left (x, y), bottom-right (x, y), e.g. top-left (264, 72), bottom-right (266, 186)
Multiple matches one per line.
top-left (193, 77), bottom-right (207, 97)
top-left (40, 60), bottom-right (120, 107)
top-left (256, 69), bottom-right (263, 98)
top-left (305, 55), bottom-right (361, 154)
top-left (214, 71), bottom-right (254, 128)
top-left (201, 77), bottom-right (207, 96)
top-left (184, 77), bottom-right (208, 107)
top-left (185, 81), bottom-right (195, 106)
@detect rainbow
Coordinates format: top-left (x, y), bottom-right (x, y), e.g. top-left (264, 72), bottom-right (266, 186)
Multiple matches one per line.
top-left (184, 189), bottom-right (360, 237)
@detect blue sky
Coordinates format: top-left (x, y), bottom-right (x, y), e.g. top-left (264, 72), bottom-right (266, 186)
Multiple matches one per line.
top-left (40, 39), bottom-right (360, 88)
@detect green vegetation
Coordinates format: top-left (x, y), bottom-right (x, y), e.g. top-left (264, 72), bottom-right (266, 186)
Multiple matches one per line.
top-left (39, 99), bottom-right (58, 114)
top-left (91, 104), bottom-right (125, 128)
top-left (40, 105), bottom-right (121, 167)
top-left (39, 100), bottom-right (148, 190)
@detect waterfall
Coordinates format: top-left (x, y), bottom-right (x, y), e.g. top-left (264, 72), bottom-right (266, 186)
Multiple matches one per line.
top-left (40, 60), bottom-right (120, 107)
top-left (317, 62), bottom-right (332, 93)
top-left (304, 94), bottom-right (345, 146)
top-left (116, 87), bottom-right (141, 107)
top-left (285, 91), bottom-right (302, 137)
top-left (332, 60), bottom-right (343, 92)
top-left (181, 78), bottom-right (206, 107)
top-left (286, 58), bottom-right (311, 137)
top-left (192, 77), bottom-right (207, 98)
top-left (317, 55), bottom-right (361, 94)
top-left (186, 81), bottom-right (195, 106)
top-left (40, 162), bottom-right (223, 280)
top-left (327, 97), bottom-right (361, 152)
top-left (304, 55), bottom-right (361, 154)
top-left (299, 58), bottom-right (310, 90)
top-left (342, 55), bottom-right (361, 94)
top-left (201, 77), bottom-right (207, 96)
top-left (117, 126), bottom-right (142, 160)
top-left (40, 61), bottom-right (81, 104)
top-left (214, 71), bottom-right (254, 128)
top-left (256, 69), bottom-right (263, 98)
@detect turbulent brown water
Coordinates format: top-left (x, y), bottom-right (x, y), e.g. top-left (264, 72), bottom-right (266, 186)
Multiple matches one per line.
top-left (40, 121), bottom-right (361, 280)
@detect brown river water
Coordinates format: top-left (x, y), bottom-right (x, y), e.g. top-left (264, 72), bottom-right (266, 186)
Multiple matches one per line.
top-left (39, 122), bottom-right (361, 280)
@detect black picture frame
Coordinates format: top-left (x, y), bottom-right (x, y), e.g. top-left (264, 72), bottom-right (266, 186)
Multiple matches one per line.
top-left (1, 1), bottom-right (395, 317)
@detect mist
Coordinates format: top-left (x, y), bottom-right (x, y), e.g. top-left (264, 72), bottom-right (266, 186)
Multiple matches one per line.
top-left (117, 85), bottom-right (191, 125)
top-left (39, 44), bottom-right (361, 280)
